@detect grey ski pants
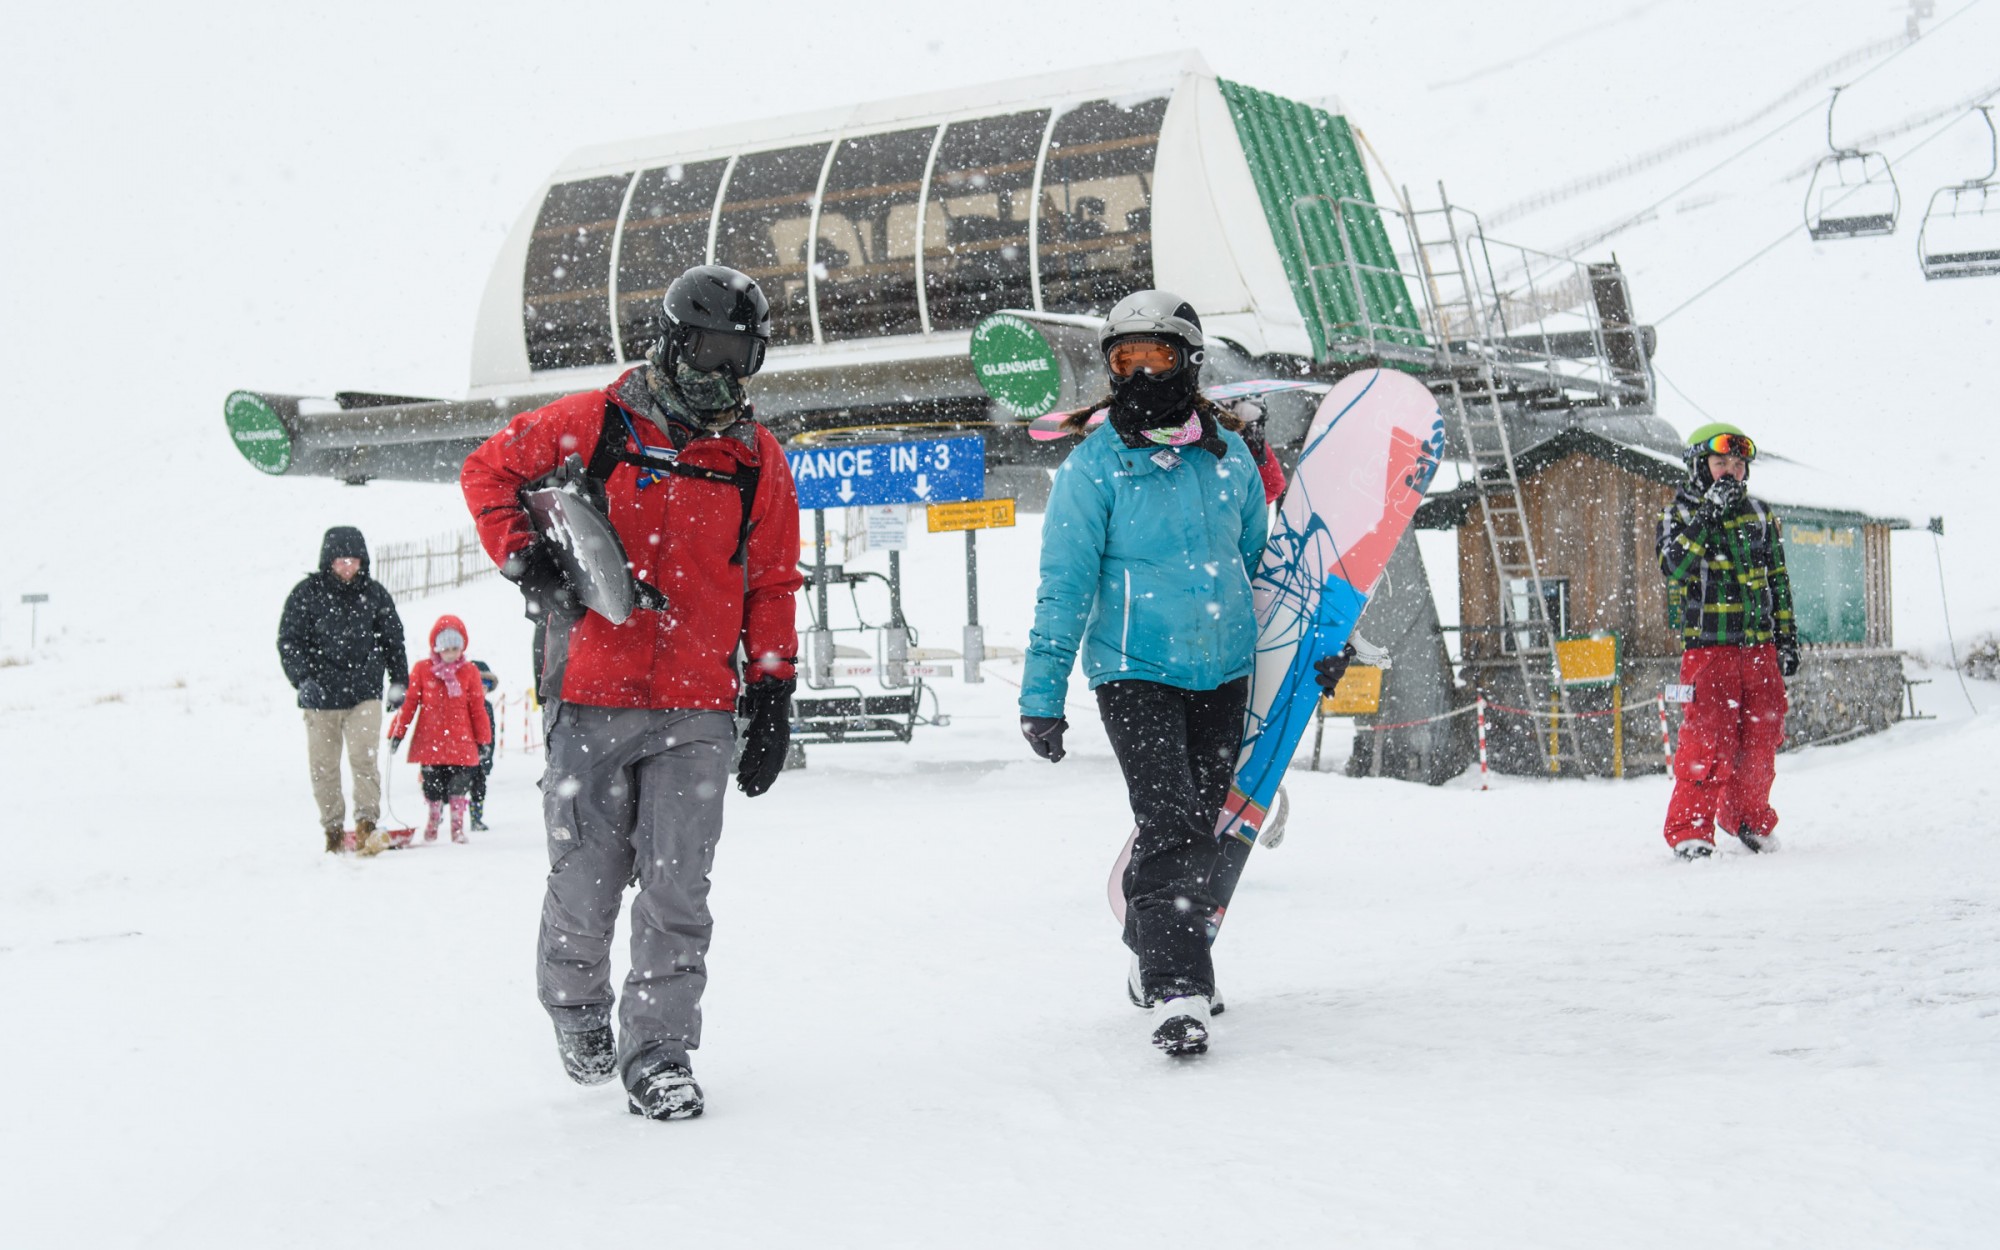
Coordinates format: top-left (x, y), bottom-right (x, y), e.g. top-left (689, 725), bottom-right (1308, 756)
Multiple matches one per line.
top-left (536, 703), bottom-right (734, 1087)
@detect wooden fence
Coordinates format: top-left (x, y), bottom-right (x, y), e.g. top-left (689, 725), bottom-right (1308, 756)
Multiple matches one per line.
top-left (374, 527), bottom-right (498, 602)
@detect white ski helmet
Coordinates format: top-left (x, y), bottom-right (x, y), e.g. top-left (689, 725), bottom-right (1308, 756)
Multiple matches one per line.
top-left (1099, 290), bottom-right (1205, 357)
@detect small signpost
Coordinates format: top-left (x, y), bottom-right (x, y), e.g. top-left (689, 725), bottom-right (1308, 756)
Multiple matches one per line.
top-left (862, 505), bottom-right (909, 552)
top-left (925, 498), bottom-right (1015, 683)
top-left (1555, 632), bottom-right (1624, 776)
top-left (21, 593), bottom-right (48, 649)
top-left (792, 435), bottom-right (988, 689)
top-left (1317, 664), bottom-right (1384, 716)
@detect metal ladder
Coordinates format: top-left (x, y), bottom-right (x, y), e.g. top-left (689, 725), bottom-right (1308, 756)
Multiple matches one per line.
top-left (1405, 190), bottom-right (1587, 775)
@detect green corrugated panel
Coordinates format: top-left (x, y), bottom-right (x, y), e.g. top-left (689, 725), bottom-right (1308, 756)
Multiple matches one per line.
top-left (1217, 79), bottom-right (1426, 361)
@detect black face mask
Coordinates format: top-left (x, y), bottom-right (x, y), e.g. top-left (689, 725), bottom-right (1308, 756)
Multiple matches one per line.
top-left (1108, 368), bottom-right (1200, 438)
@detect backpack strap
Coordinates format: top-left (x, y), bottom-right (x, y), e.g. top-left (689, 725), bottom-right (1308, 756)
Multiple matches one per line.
top-left (593, 400), bottom-right (763, 566)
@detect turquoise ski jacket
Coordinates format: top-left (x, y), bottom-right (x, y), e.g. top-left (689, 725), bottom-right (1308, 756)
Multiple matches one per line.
top-left (1020, 420), bottom-right (1268, 718)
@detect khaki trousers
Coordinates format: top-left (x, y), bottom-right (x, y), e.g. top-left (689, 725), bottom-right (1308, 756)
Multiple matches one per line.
top-left (303, 700), bottom-right (383, 831)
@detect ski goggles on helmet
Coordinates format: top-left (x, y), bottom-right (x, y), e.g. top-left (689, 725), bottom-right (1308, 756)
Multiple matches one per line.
top-left (1694, 431), bottom-right (1757, 460)
top-left (1106, 337), bottom-right (1188, 379)
top-left (681, 327), bottom-right (766, 379)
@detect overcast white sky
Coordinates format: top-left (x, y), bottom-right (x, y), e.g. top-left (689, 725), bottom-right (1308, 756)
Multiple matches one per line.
top-left (4, 0), bottom-right (1993, 648)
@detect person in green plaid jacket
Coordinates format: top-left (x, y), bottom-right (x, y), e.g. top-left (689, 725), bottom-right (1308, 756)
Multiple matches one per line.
top-left (1655, 422), bottom-right (1799, 860)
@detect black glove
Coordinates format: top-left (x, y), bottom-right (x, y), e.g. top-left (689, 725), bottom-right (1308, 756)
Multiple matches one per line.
top-left (387, 736), bottom-right (404, 756)
top-left (478, 741), bottom-right (494, 771)
top-left (1313, 643), bottom-right (1357, 695)
top-left (1021, 715), bottom-right (1068, 763)
top-left (384, 682), bottom-right (406, 713)
top-left (1776, 637), bottom-right (1801, 678)
top-left (1699, 476), bottom-right (1746, 519)
top-left (736, 677), bottom-right (794, 797)
top-left (503, 540), bottom-right (577, 620)
top-left (296, 678), bottom-right (326, 709)
top-left (1240, 422), bottom-right (1269, 462)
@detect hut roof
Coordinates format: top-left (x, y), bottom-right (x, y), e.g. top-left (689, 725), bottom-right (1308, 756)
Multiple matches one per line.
top-left (1415, 427), bottom-right (1914, 530)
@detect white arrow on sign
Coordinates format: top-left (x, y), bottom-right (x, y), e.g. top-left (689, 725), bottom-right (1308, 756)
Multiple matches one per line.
top-left (913, 473), bottom-right (931, 500)
top-left (837, 479), bottom-right (856, 503)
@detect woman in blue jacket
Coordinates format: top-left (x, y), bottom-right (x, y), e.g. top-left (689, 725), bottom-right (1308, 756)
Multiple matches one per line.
top-left (1019, 291), bottom-right (1268, 1057)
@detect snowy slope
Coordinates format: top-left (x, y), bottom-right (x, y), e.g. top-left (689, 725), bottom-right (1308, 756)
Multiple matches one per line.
top-left (5, 513), bottom-right (1999, 1248)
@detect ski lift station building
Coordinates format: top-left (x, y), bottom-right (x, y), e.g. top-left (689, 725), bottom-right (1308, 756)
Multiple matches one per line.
top-left (225, 50), bottom-right (1914, 781)
top-left (224, 50), bottom-right (1474, 490)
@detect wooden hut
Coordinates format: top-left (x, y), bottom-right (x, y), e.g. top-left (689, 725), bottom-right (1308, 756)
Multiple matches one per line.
top-left (1417, 427), bottom-right (1909, 776)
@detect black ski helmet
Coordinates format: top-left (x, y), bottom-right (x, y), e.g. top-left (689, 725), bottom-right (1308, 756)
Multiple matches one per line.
top-left (656, 265), bottom-right (772, 378)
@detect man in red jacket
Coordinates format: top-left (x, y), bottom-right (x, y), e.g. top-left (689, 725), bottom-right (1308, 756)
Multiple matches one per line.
top-left (461, 266), bottom-right (802, 1121)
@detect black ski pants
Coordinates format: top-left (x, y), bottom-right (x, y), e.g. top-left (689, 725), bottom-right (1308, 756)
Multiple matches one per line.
top-left (1096, 676), bottom-right (1248, 1003)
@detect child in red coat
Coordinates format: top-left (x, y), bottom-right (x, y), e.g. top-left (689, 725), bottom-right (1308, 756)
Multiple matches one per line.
top-left (387, 615), bottom-right (493, 844)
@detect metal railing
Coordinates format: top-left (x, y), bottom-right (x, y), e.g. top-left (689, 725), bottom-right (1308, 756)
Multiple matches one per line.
top-left (374, 527), bottom-right (499, 602)
top-left (1293, 190), bottom-right (1652, 410)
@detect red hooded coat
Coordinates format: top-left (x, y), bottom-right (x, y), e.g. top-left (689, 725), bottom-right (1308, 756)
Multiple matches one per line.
top-left (387, 615), bottom-right (493, 766)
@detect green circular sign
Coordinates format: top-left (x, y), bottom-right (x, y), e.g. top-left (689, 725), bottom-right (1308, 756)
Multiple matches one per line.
top-left (969, 313), bottom-right (1062, 418)
top-left (224, 391), bottom-right (292, 475)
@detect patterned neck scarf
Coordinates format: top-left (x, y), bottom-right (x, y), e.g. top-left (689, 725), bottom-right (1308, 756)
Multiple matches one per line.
top-left (1141, 411), bottom-right (1203, 446)
top-left (433, 654), bottom-right (464, 698)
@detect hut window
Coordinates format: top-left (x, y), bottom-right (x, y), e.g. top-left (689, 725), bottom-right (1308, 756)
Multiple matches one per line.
top-left (816, 127), bottom-right (938, 342)
top-left (1038, 95), bottom-right (1167, 317)
top-left (522, 174), bottom-right (632, 371)
top-left (1781, 519), bottom-right (1868, 644)
top-left (715, 143), bottom-right (833, 348)
top-left (616, 159), bottom-right (731, 360)
top-left (922, 109), bottom-right (1050, 330)
top-left (1504, 576), bottom-right (1569, 651)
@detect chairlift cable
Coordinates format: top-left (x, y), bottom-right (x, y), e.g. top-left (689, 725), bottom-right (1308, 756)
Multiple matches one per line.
top-left (1576, 0), bottom-right (1991, 254)
top-left (1652, 365), bottom-right (1727, 427)
top-left (1657, 84), bottom-right (2000, 323)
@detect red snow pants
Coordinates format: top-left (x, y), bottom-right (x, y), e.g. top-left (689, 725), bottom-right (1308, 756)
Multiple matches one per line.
top-left (1663, 643), bottom-right (1788, 849)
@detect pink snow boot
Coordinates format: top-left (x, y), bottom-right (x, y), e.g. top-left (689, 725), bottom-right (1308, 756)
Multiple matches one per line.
top-left (450, 796), bottom-right (470, 844)
top-left (423, 800), bottom-right (443, 843)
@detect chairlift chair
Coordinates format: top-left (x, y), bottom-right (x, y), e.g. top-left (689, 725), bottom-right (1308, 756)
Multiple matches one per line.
top-left (1804, 87), bottom-right (1901, 240)
top-left (1918, 107), bottom-right (2000, 280)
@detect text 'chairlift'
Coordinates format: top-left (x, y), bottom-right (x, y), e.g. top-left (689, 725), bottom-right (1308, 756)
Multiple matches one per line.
top-left (1805, 87), bottom-right (1901, 241)
top-left (1918, 106), bottom-right (2000, 280)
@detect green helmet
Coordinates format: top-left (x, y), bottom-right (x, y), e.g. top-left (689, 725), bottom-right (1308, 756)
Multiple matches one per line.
top-left (1683, 422), bottom-right (1757, 483)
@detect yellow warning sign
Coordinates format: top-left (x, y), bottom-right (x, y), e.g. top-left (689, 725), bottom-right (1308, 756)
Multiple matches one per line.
top-left (1317, 664), bottom-right (1383, 716)
top-left (1555, 633), bottom-right (1620, 687)
top-left (926, 498), bottom-right (1016, 533)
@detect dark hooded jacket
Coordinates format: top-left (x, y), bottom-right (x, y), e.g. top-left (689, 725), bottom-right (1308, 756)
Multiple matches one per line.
top-left (277, 527), bottom-right (409, 710)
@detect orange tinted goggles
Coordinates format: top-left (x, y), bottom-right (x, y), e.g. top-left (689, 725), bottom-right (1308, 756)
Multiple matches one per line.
top-left (1698, 432), bottom-right (1757, 460)
top-left (1107, 339), bottom-right (1184, 378)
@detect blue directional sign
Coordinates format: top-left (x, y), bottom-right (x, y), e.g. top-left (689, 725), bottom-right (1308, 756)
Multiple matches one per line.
top-left (786, 434), bottom-right (986, 510)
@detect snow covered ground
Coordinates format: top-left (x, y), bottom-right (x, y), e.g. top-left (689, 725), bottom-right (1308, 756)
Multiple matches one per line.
top-left (3, 515), bottom-right (1997, 1248)
top-left (5, 1), bottom-right (2000, 1245)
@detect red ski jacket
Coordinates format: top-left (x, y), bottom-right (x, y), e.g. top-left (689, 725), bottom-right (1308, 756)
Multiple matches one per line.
top-left (387, 616), bottom-right (493, 766)
top-left (460, 369), bottom-right (803, 711)
top-left (1254, 443), bottom-right (1286, 504)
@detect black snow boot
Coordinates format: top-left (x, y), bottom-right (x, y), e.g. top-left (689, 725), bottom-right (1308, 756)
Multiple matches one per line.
top-left (554, 1024), bottom-right (617, 1086)
top-left (1735, 824), bottom-right (1779, 854)
top-left (1673, 839), bottom-right (1715, 861)
top-left (627, 1063), bottom-right (704, 1121)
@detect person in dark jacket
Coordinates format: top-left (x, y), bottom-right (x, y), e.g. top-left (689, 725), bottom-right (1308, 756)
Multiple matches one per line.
top-left (461, 265), bottom-right (803, 1122)
top-left (277, 526), bottom-right (409, 855)
top-left (1656, 423), bottom-right (1799, 860)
